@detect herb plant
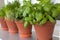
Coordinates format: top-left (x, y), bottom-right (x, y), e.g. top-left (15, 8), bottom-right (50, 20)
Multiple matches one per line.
top-left (0, 0), bottom-right (60, 28)
top-left (4, 0), bottom-right (20, 21)
top-left (25, 0), bottom-right (60, 26)
top-left (0, 7), bottom-right (5, 18)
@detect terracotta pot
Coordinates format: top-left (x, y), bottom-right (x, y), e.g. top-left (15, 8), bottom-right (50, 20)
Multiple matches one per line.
top-left (6, 19), bottom-right (18, 34)
top-left (15, 20), bottom-right (32, 38)
top-left (0, 18), bottom-right (8, 31)
top-left (34, 21), bottom-right (55, 40)
top-left (0, 18), bottom-right (3, 23)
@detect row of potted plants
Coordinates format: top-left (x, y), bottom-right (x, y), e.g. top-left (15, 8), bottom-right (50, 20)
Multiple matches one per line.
top-left (0, 0), bottom-right (60, 40)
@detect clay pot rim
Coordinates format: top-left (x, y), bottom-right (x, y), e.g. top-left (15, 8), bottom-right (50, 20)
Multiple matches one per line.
top-left (34, 21), bottom-right (56, 28)
top-left (34, 21), bottom-right (56, 25)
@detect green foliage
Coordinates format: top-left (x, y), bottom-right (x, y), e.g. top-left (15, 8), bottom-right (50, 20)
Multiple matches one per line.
top-left (28, 0), bottom-right (60, 25)
top-left (35, 12), bottom-right (43, 22)
top-left (0, 0), bottom-right (60, 28)
top-left (24, 21), bottom-right (28, 28)
top-left (39, 18), bottom-right (47, 25)
top-left (23, 7), bottom-right (30, 17)
top-left (4, 0), bottom-right (20, 20)
top-left (52, 9), bottom-right (58, 18)
top-left (0, 8), bottom-right (5, 18)
top-left (43, 4), bottom-right (51, 12)
top-left (37, 0), bottom-right (50, 5)
top-left (48, 15), bottom-right (55, 23)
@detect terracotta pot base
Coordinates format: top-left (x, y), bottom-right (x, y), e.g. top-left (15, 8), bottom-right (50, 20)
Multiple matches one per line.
top-left (37, 38), bottom-right (52, 40)
top-left (6, 19), bottom-right (18, 34)
top-left (9, 30), bottom-right (18, 34)
top-left (49, 38), bottom-right (52, 40)
top-left (34, 21), bottom-right (55, 40)
top-left (2, 28), bottom-right (8, 31)
top-left (20, 34), bottom-right (31, 38)
top-left (9, 32), bottom-right (18, 34)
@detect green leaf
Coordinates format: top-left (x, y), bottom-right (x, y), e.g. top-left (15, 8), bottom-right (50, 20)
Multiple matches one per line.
top-left (29, 21), bottom-right (33, 25)
top-left (43, 4), bottom-right (51, 12)
top-left (25, 17), bottom-right (32, 21)
top-left (48, 15), bottom-right (55, 23)
top-left (39, 18), bottom-right (47, 25)
top-left (23, 1), bottom-right (31, 7)
top-left (24, 21), bottom-right (28, 28)
top-left (15, 12), bottom-right (19, 19)
top-left (52, 9), bottom-right (58, 18)
top-left (12, 0), bottom-right (20, 8)
top-left (23, 7), bottom-right (30, 17)
top-left (35, 12), bottom-right (43, 22)
top-left (40, 0), bottom-right (50, 4)
top-left (35, 4), bottom-right (42, 10)
top-left (5, 10), bottom-right (15, 20)
top-left (0, 9), bottom-right (5, 17)
top-left (55, 4), bottom-right (60, 13)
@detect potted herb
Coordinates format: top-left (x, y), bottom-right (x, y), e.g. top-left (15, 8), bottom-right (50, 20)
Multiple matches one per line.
top-left (15, 0), bottom-right (32, 38)
top-left (31, 0), bottom-right (60, 40)
top-left (4, 0), bottom-right (20, 34)
top-left (0, 7), bottom-right (8, 31)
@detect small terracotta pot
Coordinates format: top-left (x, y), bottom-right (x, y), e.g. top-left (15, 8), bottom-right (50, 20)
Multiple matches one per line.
top-left (0, 18), bottom-right (3, 23)
top-left (15, 20), bottom-right (32, 38)
top-left (34, 21), bottom-right (55, 40)
top-left (0, 18), bottom-right (8, 31)
top-left (6, 19), bottom-right (18, 34)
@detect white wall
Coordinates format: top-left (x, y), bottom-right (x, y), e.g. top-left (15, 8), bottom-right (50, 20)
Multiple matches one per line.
top-left (54, 0), bottom-right (60, 3)
top-left (53, 20), bottom-right (60, 38)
